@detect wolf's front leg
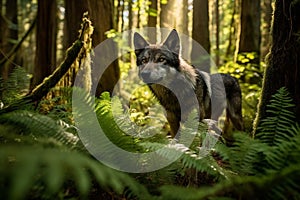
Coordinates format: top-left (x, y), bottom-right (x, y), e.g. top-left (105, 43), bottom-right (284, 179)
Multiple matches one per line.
top-left (166, 110), bottom-right (180, 138)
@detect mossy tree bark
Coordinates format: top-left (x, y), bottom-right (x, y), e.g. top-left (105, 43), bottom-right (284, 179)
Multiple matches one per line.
top-left (253, 0), bottom-right (300, 135)
top-left (64, 0), bottom-right (120, 96)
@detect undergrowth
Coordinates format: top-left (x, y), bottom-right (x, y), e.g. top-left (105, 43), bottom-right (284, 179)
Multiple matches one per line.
top-left (0, 65), bottom-right (299, 199)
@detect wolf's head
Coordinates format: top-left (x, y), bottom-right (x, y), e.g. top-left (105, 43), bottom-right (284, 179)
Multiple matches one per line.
top-left (133, 30), bottom-right (181, 84)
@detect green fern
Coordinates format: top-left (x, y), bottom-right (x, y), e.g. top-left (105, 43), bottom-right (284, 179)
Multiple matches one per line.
top-left (0, 145), bottom-right (150, 200)
top-left (95, 91), bottom-right (144, 152)
top-left (0, 88), bottom-right (151, 199)
top-left (0, 66), bottom-right (31, 105)
top-left (158, 163), bottom-right (300, 200)
top-left (141, 113), bottom-right (233, 181)
top-left (155, 87), bottom-right (300, 199)
top-left (0, 110), bottom-right (80, 149)
top-left (256, 87), bottom-right (296, 145)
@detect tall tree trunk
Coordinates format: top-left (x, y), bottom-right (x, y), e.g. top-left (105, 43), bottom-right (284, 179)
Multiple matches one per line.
top-left (192, 0), bottom-right (210, 72)
top-left (128, 0), bottom-right (133, 31)
top-left (63, 0), bottom-right (120, 96)
top-left (176, 0), bottom-right (189, 35)
top-left (116, 0), bottom-right (125, 32)
top-left (225, 0), bottom-right (238, 58)
top-left (215, 0), bottom-right (220, 67)
top-left (128, 0), bottom-right (133, 46)
top-left (253, 0), bottom-right (300, 134)
top-left (32, 0), bottom-right (57, 88)
top-left (236, 0), bottom-right (261, 64)
top-left (160, 0), bottom-right (176, 39)
top-left (0, 0), bottom-right (18, 80)
top-left (63, 0), bottom-right (89, 51)
top-left (260, 0), bottom-right (273, 60)
top-left (147, 0), bottom-right (158, 43)
top-left (87, 0), bottom-right (120, 96)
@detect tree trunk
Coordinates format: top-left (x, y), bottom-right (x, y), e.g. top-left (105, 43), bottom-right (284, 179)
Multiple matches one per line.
top-left (63, 0), bottom-right (120, 96)
top-left (192, 0), bottom-right (210, 72)
top-left (32, 0), bottom-right (57, 88)
top-left (225, 0), bottom-right (238, 58)
top-left (253, 0), bottom-right (300, 134)
top-left (63, 0), bottom-right (89, 51)
top-left (160, 0), bottom-right (176, 39)
top-left (215, 0), bottom-right (220, 67)
top-left (236, 0), bottom-right (261, 64)
top-left (87, 0), bottom-right (120, 96)
top-left (147, 0), bottom-right (158, 43)
top-left (0, 0), bottom-right (18, 80)
top-left (176, 0), bottom-right (189, 35)
top-left (116, 0), bottom-right (125, 32)
top-left (260, 0), bottom-right (273, 60)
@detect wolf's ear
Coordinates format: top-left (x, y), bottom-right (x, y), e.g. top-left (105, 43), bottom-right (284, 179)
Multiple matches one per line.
top-left (134, 32), bottom-right (149, 56)
top-left (163, 29), bottom-right (180, 55)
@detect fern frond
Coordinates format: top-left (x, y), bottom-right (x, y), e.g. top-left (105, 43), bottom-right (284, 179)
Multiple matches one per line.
top-left (72, 89), bottom-right (146, 173)
top-left (0, 67), bottom-right (31, 105)
top-left (95, 92), bottom-right (142, 152)
top-left (256, 87), bottom-right (296, 146)
top-left (142, 141), bottom-right (232, 180)
top-left (158, 163), bottom-right (300, 200)
top-left (227, 132), bottom-right (268, 175)
top-left (264, 124), bottom-right (300, 170)
top-left (0, 145), bottom-right (150, 200)
top-left (0, 110), bottom-right (79, 148)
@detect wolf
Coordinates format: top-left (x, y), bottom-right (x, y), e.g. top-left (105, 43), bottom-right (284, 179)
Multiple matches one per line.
top-left (133, 29), bottom-right (244, 138)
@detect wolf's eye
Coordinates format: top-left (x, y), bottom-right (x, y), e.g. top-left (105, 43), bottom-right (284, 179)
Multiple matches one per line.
top-left (158, 57), bottom-right (165, 62)
top-left (141, 57), bottom-right (148, 64)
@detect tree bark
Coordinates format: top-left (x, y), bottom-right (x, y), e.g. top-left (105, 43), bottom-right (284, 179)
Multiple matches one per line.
top-left (87, 0), bottom-right (120, 96)
top-left (253, 0), bottom-right (300, 134)
top-left (237, 0), bottom-right (261, 64)
top-left (260, 0), bottom-right (273, 60)
top-left (63, 0), bottom-right (89, 51)
top-left (147, 0), bottom-right (158, 43)
top-left (225, 0), bottom-right (238, 58)
top-left (160, 0), bottom-right (176, 39)
top-left (0, 0), bottom-right (18, 80)
top-left (192, 0), bottom-right (210, 53)
top-left (215, 0), bottom-right (220, 67)
top-left (63, 0), bottom-right (120, 96)
top-left (192, 0), bottom-right (210, 72)
top-left (32, 0), bottom-right (57, 88)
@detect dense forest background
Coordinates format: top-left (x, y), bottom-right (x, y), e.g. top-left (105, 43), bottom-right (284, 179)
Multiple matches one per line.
top-left (0, 0), bottom-right (300, 199)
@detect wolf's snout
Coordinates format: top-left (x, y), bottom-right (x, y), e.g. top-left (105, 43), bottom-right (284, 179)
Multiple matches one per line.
top-left (140, 71), bottom-right (151, 81)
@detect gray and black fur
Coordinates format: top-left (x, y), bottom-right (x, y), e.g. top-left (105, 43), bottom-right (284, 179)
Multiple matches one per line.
top-left (134, 29), bottom-right (243, 137)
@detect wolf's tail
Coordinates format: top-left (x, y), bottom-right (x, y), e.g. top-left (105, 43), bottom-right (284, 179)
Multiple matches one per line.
top-left (222, 74), bottom-right (244, 131)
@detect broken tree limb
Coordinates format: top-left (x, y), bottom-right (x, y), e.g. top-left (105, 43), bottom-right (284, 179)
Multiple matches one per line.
top-left (0, 14), bottom-right (93, 114)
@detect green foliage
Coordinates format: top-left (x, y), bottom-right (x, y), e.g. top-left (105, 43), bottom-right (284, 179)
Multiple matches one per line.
top-left (0, 110), bottom-right (79, 149)
top-left (0, 109), bottom-right (149, 199)
top-left (219, 52), bottom-right (264, 131)
top-left (256, 87), bottom-right (296, 144)
top-left (151, 87), bottom-right (300, 199)
top-left (0, 146), bottom-right (149, 200)
top-left (2, 62), bottom-right (300, 199)
top-left (0, 73), bottom-right (149, 199)
top-left (95, 91), bottom-right (143, 152)
top-left (0, 67), bottom-right (31, 105)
